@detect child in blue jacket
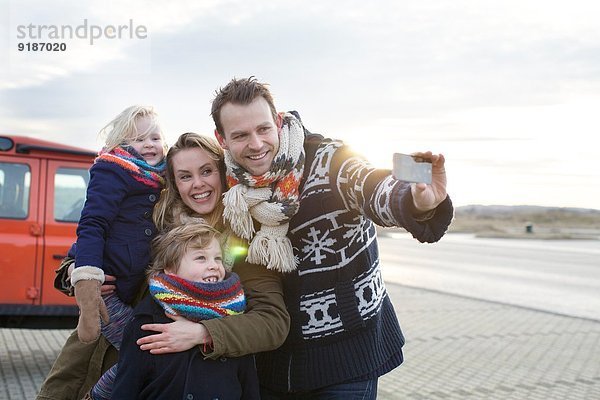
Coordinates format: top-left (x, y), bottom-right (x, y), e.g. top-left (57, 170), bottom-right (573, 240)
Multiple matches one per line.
top-left (70, 105), bottom-right (167, 366)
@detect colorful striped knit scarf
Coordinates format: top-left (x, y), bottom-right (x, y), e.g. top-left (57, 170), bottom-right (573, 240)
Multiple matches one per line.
top-left (149, 272), bottom-right (245, 321)
top-left (95, 146), bottom-right (166, 188)
top-left (222, 112), bottom-right (305, 273)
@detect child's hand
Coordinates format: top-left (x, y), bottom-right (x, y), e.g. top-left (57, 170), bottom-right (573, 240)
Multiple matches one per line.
top-left (137, 314), bottom-right (212, 354)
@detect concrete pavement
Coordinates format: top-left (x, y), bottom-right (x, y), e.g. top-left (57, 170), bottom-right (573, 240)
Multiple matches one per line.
top-left (2, 283), bottom-right (599, 399)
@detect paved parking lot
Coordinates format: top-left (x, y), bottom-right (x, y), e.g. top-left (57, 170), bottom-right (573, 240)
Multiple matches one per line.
top-left (2, 283), bottom-right (599, 399)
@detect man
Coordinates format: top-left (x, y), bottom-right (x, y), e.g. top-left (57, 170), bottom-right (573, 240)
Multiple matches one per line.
top-left (212, 76), bottom-right (454, 399)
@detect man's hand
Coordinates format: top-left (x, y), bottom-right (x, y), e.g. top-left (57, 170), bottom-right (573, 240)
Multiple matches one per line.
top-left (137, 314), bottom-right (212, 354)
top-left (410, 152), bottom-right (447, 212)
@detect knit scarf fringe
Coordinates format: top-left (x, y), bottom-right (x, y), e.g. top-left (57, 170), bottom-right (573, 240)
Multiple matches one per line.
top-left (223, 112), bottom-right (305, 273)
top-left (96, 146), bottom-right (166, 188)
top-left (149, 272), bottom-right (245, 322)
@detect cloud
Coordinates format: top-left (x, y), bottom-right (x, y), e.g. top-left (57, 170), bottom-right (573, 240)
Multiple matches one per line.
top-left (1, 0), bottom-right (228, 90)
top-left (2, 0), bottom-right (600, 208)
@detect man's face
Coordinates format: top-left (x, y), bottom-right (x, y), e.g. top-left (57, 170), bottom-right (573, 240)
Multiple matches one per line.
top-left (217, 96), bottom-right (280, 176)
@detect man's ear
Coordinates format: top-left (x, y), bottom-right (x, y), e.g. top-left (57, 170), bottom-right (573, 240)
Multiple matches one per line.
top-left (214, 129), bottom-right (228, 149)
top-left (276, 113), bottom-right (283, 131)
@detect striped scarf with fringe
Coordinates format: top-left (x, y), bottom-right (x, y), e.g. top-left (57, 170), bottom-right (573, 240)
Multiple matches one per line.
top-left (149, 272), bottom-right (245, 321)
top-left (95, 146), bottom-right (166, 188)
top-left (222, 112), bottom-right (305, 273)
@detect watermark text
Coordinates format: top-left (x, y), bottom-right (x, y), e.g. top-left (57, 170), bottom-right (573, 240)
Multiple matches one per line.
top-left (16, 19), bottom-right (147, 45)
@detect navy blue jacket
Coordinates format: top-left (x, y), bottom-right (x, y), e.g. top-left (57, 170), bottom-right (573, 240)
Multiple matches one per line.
top-left (74, 161), bottom-right (161, 304)
top-left (112, 295), bottom-right (260, 400)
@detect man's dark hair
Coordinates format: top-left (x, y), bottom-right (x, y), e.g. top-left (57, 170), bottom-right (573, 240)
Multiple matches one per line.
top-left (211, 76), bottom-right (278, 137)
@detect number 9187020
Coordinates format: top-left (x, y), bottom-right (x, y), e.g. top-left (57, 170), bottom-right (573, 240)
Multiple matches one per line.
top-left (18, 42), bottom-right (67, 51)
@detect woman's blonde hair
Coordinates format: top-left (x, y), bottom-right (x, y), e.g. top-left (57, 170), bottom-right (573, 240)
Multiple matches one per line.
top-left (153, 132), bottom-right (226, 232)
top-left (147, 222), bottom-right (222, 277)
top-left (99, 105), bottom-right (167, 153)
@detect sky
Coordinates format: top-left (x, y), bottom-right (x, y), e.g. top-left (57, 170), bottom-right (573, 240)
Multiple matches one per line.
top-left (1, 0), bottom-right (599, 209)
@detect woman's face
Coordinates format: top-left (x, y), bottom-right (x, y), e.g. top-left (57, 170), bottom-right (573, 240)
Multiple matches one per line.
top-left (171, 147), bottom-right (223, 216)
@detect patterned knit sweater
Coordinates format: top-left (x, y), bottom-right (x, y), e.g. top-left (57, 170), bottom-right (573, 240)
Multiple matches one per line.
top-left (256, 133), bottom-right (454, 392)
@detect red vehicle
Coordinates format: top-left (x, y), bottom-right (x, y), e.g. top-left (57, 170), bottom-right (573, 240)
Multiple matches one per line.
top-left (0, 135), bottom-right (96, 326)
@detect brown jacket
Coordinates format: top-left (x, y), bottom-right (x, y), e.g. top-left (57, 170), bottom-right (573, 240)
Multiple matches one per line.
top-left (202, 260), bottom-right (290, 358)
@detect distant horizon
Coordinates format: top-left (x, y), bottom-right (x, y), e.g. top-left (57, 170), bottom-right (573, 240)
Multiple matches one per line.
top-left (455, 203), bottom-right (600, 212)
top-left (4, 131), bottom-right (599, 212)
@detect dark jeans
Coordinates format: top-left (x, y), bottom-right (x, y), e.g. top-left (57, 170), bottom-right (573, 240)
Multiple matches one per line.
top-left (260, 378), bottom-right (378, 400)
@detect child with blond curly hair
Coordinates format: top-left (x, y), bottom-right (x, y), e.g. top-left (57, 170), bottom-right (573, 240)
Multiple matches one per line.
top-left (70, 105), bottom-right (168, 399)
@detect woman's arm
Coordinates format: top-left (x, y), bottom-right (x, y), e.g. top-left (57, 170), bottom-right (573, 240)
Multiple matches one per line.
top-left (137, 261), bottom-right (290, 358)
top-left (202, 261), bottom-right (290, 358)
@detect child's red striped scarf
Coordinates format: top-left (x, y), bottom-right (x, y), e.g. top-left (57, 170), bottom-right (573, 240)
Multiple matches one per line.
top-left (149, 272), bottom-right (245, 321)
top-left (95, 146), bottom-right (166, 188)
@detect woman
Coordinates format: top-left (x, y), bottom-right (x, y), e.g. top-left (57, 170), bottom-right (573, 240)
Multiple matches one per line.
top-left (140, 133), bottom-right (289, 357)
top-left (37, 133), bottom-right (289, 400)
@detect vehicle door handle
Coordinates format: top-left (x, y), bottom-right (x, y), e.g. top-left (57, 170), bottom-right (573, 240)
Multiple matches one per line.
top-left (53, 254), bottom-right (68, 260)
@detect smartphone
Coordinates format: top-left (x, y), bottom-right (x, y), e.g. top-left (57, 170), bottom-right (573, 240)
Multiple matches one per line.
top-left (392, 153), bottom-right (432, 184)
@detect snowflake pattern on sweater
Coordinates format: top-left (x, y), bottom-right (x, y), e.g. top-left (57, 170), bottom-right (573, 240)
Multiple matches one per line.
top-left (289, 139), bottom-right (397, 339)
top-left (258, 131), bottom-right (453, 392)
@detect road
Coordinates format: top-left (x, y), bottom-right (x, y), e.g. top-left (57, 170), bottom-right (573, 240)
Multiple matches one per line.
top-left (3, 232), bottom-right (600, 399)
top-left (378, 232), bottom-right (600, 321)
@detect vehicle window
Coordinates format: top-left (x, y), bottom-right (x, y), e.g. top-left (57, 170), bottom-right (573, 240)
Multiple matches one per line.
top-left (54, 167), bottom-right (89, 222)
top-left (0, 162), bottom-right (30, 219)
